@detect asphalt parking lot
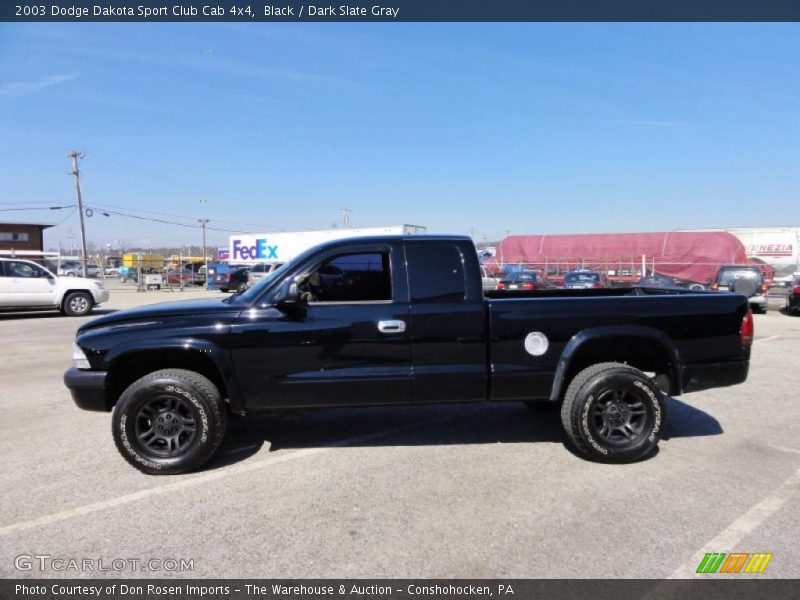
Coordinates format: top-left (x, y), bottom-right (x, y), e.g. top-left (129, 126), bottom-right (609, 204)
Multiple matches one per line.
top-left (1, 286), bottom-right (798, 579)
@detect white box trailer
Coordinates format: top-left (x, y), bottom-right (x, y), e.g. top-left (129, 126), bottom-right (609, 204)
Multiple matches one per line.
top-left (229, 225), bottom-right (426, 263)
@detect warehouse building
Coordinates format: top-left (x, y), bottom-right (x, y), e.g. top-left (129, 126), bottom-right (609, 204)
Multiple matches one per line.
top-left (0, 221), bottom-right (53, 253)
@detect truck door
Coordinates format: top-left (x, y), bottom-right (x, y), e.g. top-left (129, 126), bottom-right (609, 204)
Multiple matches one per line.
top-left (231, 242), bottom-right (412, 409)
top-left (405, 240), bottom-right (488, 403)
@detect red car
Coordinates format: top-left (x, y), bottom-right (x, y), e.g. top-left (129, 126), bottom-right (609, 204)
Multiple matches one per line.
top-left (165, 268), bottom-right (205, 286)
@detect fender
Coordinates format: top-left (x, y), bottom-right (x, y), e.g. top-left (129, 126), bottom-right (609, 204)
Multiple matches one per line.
top-left (102, 338), bottom-right (246, 414)
top-left (549, 325), bottom-right (683, 401)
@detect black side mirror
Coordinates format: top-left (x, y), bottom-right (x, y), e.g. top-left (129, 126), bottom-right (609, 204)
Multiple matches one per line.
top-left (273, 278), bottom-right (300, 311)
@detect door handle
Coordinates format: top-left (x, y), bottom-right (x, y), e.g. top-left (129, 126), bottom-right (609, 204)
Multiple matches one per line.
top-left (377, 320), bottom-right (406, 333)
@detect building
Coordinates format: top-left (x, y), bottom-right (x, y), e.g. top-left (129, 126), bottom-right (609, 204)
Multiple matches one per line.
top-left (0, 222), bottom-right (53, 253)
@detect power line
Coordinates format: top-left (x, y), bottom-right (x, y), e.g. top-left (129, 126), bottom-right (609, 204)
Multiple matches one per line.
top-left (85, 205), bottom-right (251, 234)
top-left (87, 201), bottom-right (262, 231)
top-left (0, 205), bottom-right (74, 212)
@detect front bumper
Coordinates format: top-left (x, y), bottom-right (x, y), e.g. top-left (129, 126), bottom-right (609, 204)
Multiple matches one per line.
top-left (92, 288), bottom-right (110, 304)
top-left (64, 367), bottom-right (109, 411)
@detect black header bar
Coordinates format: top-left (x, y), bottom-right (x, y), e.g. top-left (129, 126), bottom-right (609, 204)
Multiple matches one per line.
top-left (4, 0), bottom-right (800, 23)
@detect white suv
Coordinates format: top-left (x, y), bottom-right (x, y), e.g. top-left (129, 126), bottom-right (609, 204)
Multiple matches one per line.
top-left (0, 258), bottom-right (109, 316)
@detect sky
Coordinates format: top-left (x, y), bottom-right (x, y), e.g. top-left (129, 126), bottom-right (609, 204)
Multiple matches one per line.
top-left (0, 23), bottom-right (799, 250)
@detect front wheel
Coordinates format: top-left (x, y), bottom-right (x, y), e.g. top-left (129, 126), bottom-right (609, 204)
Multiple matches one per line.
top-left (112, 369), bottom-right (228, 475)
top-left (62, 292), bottom-right (93, 316)
top-left (561, 362), bottom-right (665, 463)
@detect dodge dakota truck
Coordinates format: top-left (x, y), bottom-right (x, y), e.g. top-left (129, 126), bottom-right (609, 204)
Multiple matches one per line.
top-left (64, 235), bottom-right (752, 474)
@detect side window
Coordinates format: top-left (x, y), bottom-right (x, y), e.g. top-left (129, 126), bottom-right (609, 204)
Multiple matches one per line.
top-left (303, 252), bottom-right (391, 303)
top-left (7, 261), bottom-right (43, 278)
top-left (406, 243), bottom-right (466, 303)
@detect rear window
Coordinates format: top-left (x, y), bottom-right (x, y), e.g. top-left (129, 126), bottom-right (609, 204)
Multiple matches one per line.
top-left (565, 272), bottom-right (600, 283)
top-left (406, 243), bottom-right (466, 303)
top-left (718, 268), bottom-right (760, 285)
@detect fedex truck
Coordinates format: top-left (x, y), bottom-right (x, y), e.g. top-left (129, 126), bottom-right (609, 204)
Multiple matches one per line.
top-left (229, 225), bottom-right (426, 264)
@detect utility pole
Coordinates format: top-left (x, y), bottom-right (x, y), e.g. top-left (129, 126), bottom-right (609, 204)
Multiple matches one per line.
top-left (341, 208), bottom-right (351, 229)
top-left (67, 151), bottom-right (89, 277)
top-left (198, 219), bottom-right (209, 290)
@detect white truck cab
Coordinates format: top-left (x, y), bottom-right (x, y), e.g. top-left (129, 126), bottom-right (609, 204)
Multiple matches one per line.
top-left (0, 258), bottom-right (109, 316)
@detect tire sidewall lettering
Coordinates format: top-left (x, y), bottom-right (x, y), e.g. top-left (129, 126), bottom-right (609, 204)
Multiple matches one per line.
top-left (165, 384), bottom-right (210, 443)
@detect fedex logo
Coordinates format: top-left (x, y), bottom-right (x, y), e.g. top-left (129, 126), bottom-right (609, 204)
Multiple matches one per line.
top-left (231, 238), bottom-right (278, 260)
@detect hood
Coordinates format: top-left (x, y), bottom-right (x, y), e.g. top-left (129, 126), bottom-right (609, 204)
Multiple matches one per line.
top-left (78, 297), bottom-right (241, 332)
top-left (65, 276), bottom-right (101, 287)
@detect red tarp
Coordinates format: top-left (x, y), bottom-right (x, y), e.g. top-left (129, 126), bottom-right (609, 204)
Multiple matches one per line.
top-left (487, 231), bottom-right (769, 284)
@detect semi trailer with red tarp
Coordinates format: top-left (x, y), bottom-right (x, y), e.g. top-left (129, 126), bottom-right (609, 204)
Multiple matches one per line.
top-left (485, 231), bottom-right (773, 286)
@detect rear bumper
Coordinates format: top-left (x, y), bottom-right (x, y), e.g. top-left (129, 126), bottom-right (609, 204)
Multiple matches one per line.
top-left (748, 294), bottom-right (767, 307)
top-left (64, 367), bottom-right (109, 411)
top-left (682, 359), bottom-right (749, 393)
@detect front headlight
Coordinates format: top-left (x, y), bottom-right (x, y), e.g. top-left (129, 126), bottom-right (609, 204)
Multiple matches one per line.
top-left (71, 343), bottom-right (91, 370)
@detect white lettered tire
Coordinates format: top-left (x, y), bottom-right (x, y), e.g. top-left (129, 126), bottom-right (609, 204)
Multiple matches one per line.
top-left (561, 362), bottom-right (665, 463)
top-left (112, 369), bottom-right (227, 475)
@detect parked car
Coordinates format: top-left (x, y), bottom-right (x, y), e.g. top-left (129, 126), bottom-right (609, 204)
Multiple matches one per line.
top-left (480, 266), bottom-right (500, 291)
top-left (563, 270), bottom-right (607, 289)
top-left (165, 267), bottom-right (205, 286)
top-left (58, 261), bottom-right (101, 278)
top-left (638, 275), bottom-right (706, 290)
top-left (65, 235), bottom-right (752, 474)
top-left (103, 266), bottom-right (120, 277)
top-left (497, 270), bottom-right (540, 290)
top-left (1, 258), bottom-right (109, 316)
top-left (711, 265), bottom-right (769, 313)
top-left (247, 262), bottom-right (284, 285)
top-left (785, 276), bottom-right (800, 315)
top-left (212, 266), bottom-right (250, 293)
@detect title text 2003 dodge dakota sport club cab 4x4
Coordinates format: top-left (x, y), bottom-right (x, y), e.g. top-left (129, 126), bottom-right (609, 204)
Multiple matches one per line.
top-left (64, 236), bottom-right (753, 474)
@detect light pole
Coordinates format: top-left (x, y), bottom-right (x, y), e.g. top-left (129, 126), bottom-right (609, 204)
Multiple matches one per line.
top-left (198, 219), bottom-right (209, 290)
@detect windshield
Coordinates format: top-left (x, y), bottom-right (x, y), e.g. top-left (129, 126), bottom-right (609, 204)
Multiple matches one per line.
top-left (232, 246), bottom-right (320, 304)
top-left (565, 272), bottom-right (600, 283)
top-left (718, 269), bottom-right (760, 285)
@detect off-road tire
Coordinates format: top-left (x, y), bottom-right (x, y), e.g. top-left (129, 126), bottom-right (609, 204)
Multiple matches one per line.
top-left (561, 362), bottom-right (665, 463)
top-left (112, 369), bottom-right (227, 475)
top-left (62, 291), bottom-right (94, 317)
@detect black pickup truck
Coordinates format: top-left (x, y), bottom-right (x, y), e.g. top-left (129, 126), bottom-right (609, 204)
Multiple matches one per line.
top-left (65, 235), bottom-right (753, 474)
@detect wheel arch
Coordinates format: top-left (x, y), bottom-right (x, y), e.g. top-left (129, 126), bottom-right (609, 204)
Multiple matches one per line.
top-left (103, 341), bottom-right (244, 414)
top-left (60, 289), bottom-right (94, 309)
top-left (550, 326), bottom-right (682, 401)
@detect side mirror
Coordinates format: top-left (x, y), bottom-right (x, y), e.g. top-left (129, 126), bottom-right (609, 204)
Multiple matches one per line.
top-left (273, 278), bottom-right (300, 310)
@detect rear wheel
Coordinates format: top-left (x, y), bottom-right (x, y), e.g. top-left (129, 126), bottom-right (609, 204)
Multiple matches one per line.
top-left (561, 362), bottom-right (665, 463)
top-left (236, 282), bottom-right (248, 294)
top-left (62, 292), bottom-right (93, 316)
top-left (112, 369), bottom-right (227, 475)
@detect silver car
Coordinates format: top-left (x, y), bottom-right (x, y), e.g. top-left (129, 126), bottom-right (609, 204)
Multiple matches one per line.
top-left (247, 262), bottom-right (284, 286)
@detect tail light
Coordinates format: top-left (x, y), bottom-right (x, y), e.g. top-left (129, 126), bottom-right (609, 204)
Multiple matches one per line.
top-left (794, 287), bottom-right (800, 295)
top-left (497, 281), bottom-right (505, 289)
top-left (522, 282), bottom-right (535, 290)
top-left (740, 310), bottom-right (754, 347)
top-left (760, 282), bottom-right (769, 294)
top-left (710, 282), bottom-right (719, 291)
top-left (591, 283), bottom-right (603, 288)
top-left (224, 274), bottom-right (231, 281)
